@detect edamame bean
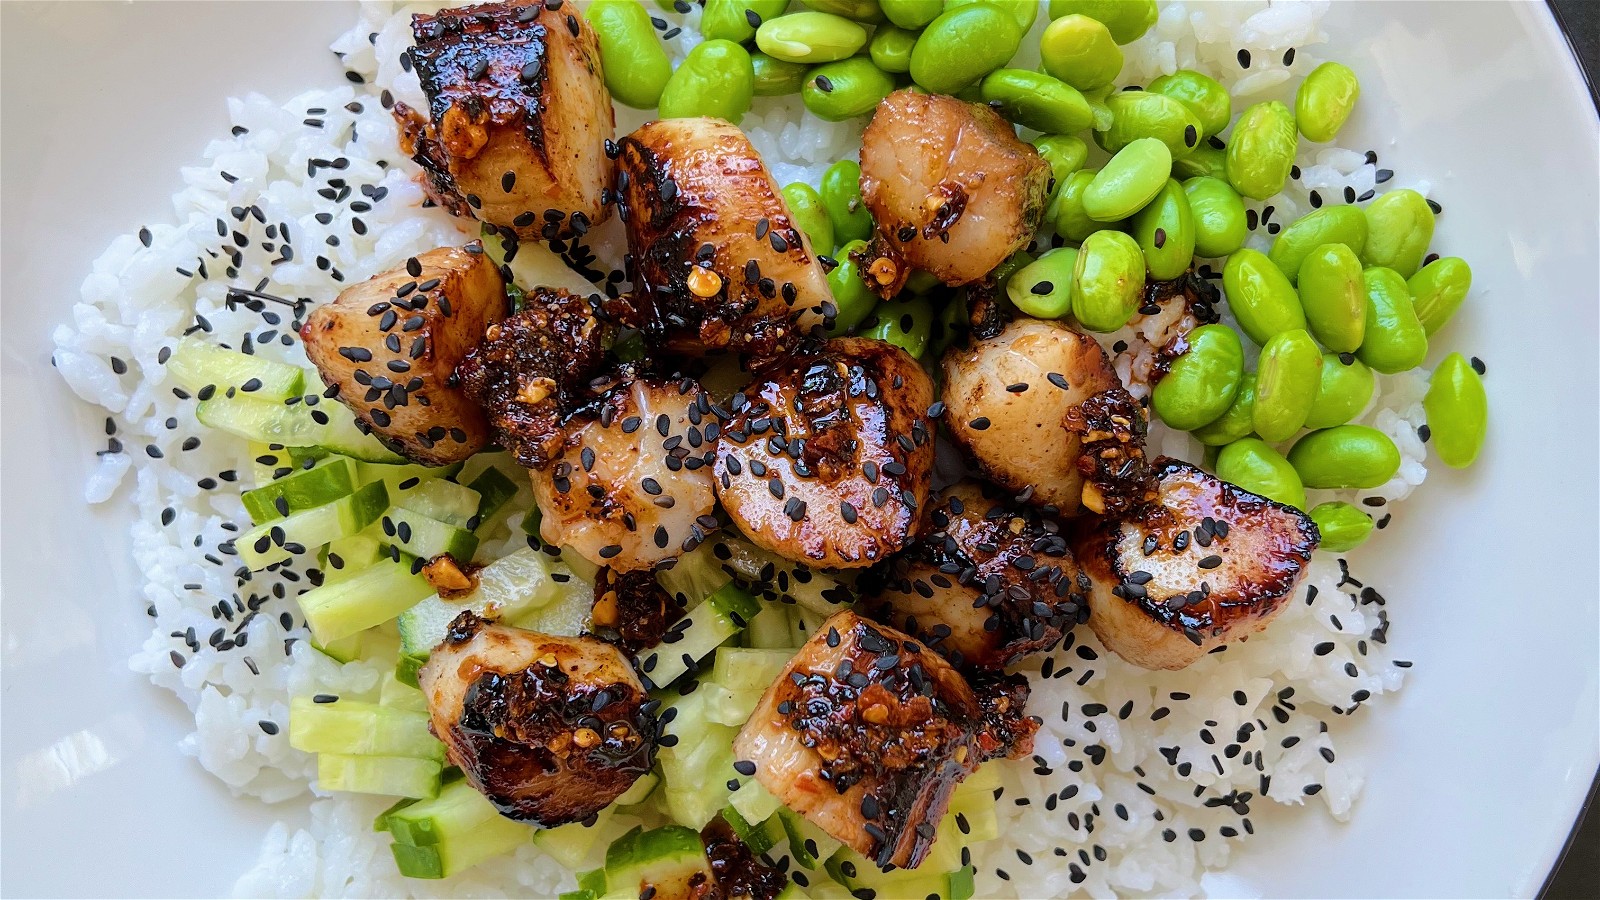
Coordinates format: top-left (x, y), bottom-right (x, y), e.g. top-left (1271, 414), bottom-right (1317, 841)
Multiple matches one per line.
top-left (1423, 352), bottom-right (1488, 468)
top-left (1268, 206), bottom-right (1368, 284)
top-left (1096, 90), bottom-right (1203, 158)
top-left (826, 239), bottom-right (878, 333)
top-left (1222, 248), bottom-right (1307, 345)
top-left (981, 69), bottom-right (1095, 135)
top-left (1295, 61), bottom-right (1361, 143)
top-left (1040, 14), bottom-right (1124, 91)
top-left (1083, 137), bottom-right (1171, 222)
top-left (586, 0), bottom-right (674, 110)
top-left (1047, 0), bottom-right (1158, 44)
top-left (1172, 143), bottom-right (1226, 180)
top-left (1252, 328), bottom-right (1322, 442)
top-left (1360, 189), bottom-right (1435, 278)
top-left (701, 0), bottom-right (790, 43)
top-left (782, 183), bottom-right (836, 254)
top-left (804, 58), bottom-right (897, 121)
top-left (821, 160), bottom-right (874, 245)
top-left (1131, 178), bottom-right (1196, 281)
top-left (909, 3), bottom-right (1023, 95)
top-left (1355, 267), bottom-right (1428, 373)
top-left (869, 24), bottom-right (919, 73)
top-left (658, 40), bottom-right (756, 123)
top-left (1006, 247), bottom-right (1078, 319)
top-left (1183, 176), bottom-right (1248, 258)
top-left (1071, 230), bottom-right (1145, 332)
top-left (1408, 257), bottom-right (1472, 336)
top-left (1304, 351), bottom-right (1375, 429)
top-left (802, 0), bottom-right (885, 22)
top-left (1286, 424), bottom-right (1401, 489)
top-left (880, 0), bottom-right (942, 29)
top-left (1296, 243), bottom-right (1366, 352)
top-left (751, 53), bottom-right (810, 96)
top-left (862, 294), bottom-right (934, 357)
top-left (946, 0), bottom-right (1038, 35)
top-left (1053, 169), bottom-right (1106, 242)
top-left (1225, 100), bottom-right (1298, 201)
top-left (1147, 70), bottom-right (1232, 139)
top-left (1215, 437), bottom-right (1306, 510)
top-left (1151, 323), bottom-right (1244, 431)
top-left (1031, 135), bottom-right (1089, 189)
top-left (1308, 502), bottom-right (1374, 552)
top-left (1194, 371), bottom-right (1257, 446)
top-left (756, 11), bottom-right (869, 64)
top-left (991, 249), bottom-right (1036, 288)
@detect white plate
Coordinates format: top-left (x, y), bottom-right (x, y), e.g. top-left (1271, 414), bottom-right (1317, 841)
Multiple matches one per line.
top-left (2, 2), bottom-right (1595, 897)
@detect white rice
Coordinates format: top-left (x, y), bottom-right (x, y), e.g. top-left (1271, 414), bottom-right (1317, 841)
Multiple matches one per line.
top-left (50, 1), bottom-right (1432, 897)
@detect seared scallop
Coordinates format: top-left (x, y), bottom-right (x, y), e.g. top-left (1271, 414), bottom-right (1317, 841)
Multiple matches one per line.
top-left (1114, 270), bottom-right (1224, 400)
top-left (859, 90), bottom-right (1050, 287)
top-left (731, 610), bottom-right (1036, 870)
top-left (860, 481), bottom-right (1087, 671)
top-left (615, 118), bottom-right (830, 357)
top-left (302, 244), bottom-right (507, 465)
top-left (941, 318), bottom-right (1155, 517)
top-left (530, 374), bottom-right (719, 573)
top-left (456, 286), bottom-right (617, 468)
top-left (712, 338), bottom-right (934, 569)
top-left (418, 612), bottom-right (656, 825)
top-left (590, 565), bottom-right (683, 651)
top-left (394, 0), bottom-right (614, 239)
top-left (1071, 459), bottom-right (1320, 670)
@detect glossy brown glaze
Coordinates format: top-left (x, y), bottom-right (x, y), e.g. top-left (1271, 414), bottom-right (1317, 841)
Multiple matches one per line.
top-left (701, 817), bottom-right (789, 900)
top-left (713, 338), bottom-right (934, 569)
top-left (1115, 269), bottom-right (1225, 399)
top-left (591, 566), bottom-right (682, 651)
top-left (1066, 384), bottom-right (1158, 517)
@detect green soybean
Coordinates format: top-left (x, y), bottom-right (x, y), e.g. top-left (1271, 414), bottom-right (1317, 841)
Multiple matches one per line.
top-left (1360, 189), bottom-right (1435, 278)
top-left (1252, 328), bottom-right (1322, 442)
top-left (1151, 324), bottom-right (1244, 431)
top-left (931, 290), bottom-right (971, 356)
top-left (804, 58), bottom-right (896, 121)
top-left (1071, 230), bottom-right (1145, 332)
top-left (1193, 371), bottom-right (1257, 446)
top-left (1304, 351), bottom-right (1375, 429)
top-left (981, 69), bottom-right (1095, 135)
top-left (1096, 90), bottom-right (1203, 159)
top-left (1032, 135), bottom-right (1090, 189)
top-left (1287, 425), bottom-right (1401, 489)
top-left (1131, 178), bottom-right (1196, 281)
top-left (658, 40), bottom-right (755, 123)
top-left (586, 0), bottom-right (675, 110)
top-left (1005, 247), bottom-right (1078, 319)
top-left (1047, 0), bottom-right (1158, 44)
top-left (751, 53), bottom-right (810, 96)
top-left (905, 267), bottom-right (944, 294)
top-left (1308, 502), bottom-right (1374, 552)
top-left (880, 0), bottom-right (942, 29)
top-left (946, 0), bottom-right (1038, 35)
top-left (1083, 137), bottom-right (1171, 222)
top-left (1172, 142), bottom-right (1227, 180)
top-left (869, 24), bottom-right (919, 73)
top-left (1408, 257), bottom-right (1472, 336)
top-left (1356, 267), bottom-right (1428, 373)
top-left (802, 0), bottom-right (885, 22)
top-left (1295, 61), bottom-right (1361, 143)
top-left (1039, 14), bottom-right (1124, 91)
top-left (1183, 176), bottom-right (1248, 258)
top-left (1053, 169), bottom-right (1105, 242)
top-left (826, 239), bottom-right (878, 333)
top-left (991, 249), bottom-right (1037, 289)
top-left (782, 183), bottom-right (836, 254)
top-left (1083, 83), bottom-right (1115, 130)
top-left (756, 11), bottom-right (869, 63)
top-left (1423, 352), bottom-right (1488, 468)
top-left (909, 3), bottom-right (1023, 95)
top-left (1147, 70), bottom-right (1232, 139)
top-left (701, 0), bottom-right (790, 43)
top-left (862, 294), bottom-right (934, 358)
top-left (1215, 438), bottom-right (1306, 510)
top-left (1222, 248), bottom-right (1307, 345)
top-left (1268, 206), bottom-right (1368, 284)
top-left (821, 160), bottom-right (874, 245)
top-left (1225, 100), bottom-right (1298, 201)
top-left (1296, 243), bottom-right (1366, 352)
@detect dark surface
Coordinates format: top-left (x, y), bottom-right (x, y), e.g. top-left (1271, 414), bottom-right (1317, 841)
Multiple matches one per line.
top-left (1544, 2), bottom-right (1598, 892)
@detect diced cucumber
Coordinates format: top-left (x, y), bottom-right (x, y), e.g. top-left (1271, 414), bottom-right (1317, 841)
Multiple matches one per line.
top-left (710, 648), bottom-right (791, 694)
top-left (559, 867), bottom-right (608, 900)
top-left (532, 805), bottom-right (623, 870)
top-left (481, 226), bottom-right (598, 296)
top-left (317, 753), bottom-right (441, 799)
top-left (466, 465), bottom-right (521, 529)
top-left (702, 683), bottom-right (766, 728)
top-left (397, 548), bottom-right (565, 658)
top-left (381, 506), bottom-right (479, 563)
top-left (197, 391), bottom-right (403, 463)
top-left (390, 814), bottom-right (531, 879)
top-left (507, 566), bottom-right (593, 637)
top-left (745, 604), bottom-right (798, 649)
top-left (719, 806), bottom-right (776, 856)
top-left (601, 825), bottom-right (714, 900)
top-left (249, 441), bottom-right (319, 485)
top-left (639, 584), bottom-right (760, 689)
top-left (298, 555), bottom-right (434, 644)
top-left (385, 778), bottom-right (501, 847)
top-left (380, 671), bottom-right (429, 713)
top-left (655, 690), bottom-right (736, 828)
top-left (312, 631), bottom-right (367, 664)
top-left (716, 537), bottom-right (857, 617)
top-left (315, 620), bottom-right (401, 667)
top-left (243, 456), bottom-right (359, 524)
top-left (614, 771), bottom-right (660, 807)
top-left (656, 542), bottom-right (736, 611)
top-left (321, 531), bottom-right (386, 585)
top-left (356, 459), bottom-right (464, 492)
top-left (395, 653), bottom-right (427, 689)
top-left (727, 775), bottom-right (784, 827)
top-left (779, 808), bottom-right (843, 870)
top-left (393, 478), bottom-right (482, 528)
top-left (167, 336), bottom-right (304, 401)
top-left (825, 848), bottom-right (975, 900)
top-left (237, 481), bottom-right (389, 570)
top-left (289, 697), bottom-right (443, 760)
